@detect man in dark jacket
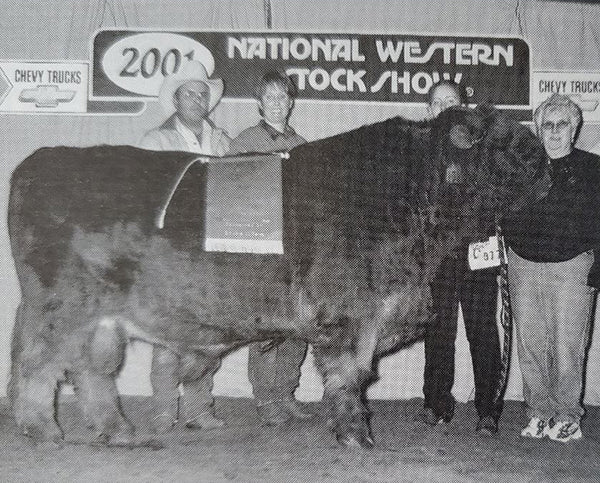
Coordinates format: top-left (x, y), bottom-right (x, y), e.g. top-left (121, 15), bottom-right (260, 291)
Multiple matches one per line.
top-left (420, 80), bottom-right (503, 435)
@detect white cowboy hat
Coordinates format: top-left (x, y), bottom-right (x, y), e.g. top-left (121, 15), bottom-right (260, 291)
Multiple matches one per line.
top-left (159, 60), bottom-right (224, 115)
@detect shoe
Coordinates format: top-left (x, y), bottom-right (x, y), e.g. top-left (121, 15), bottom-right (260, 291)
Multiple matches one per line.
top-left (257, 401), bottom-right (292, 426)
top-left (282, 399), bottom-right (313, 420)
top-left (420, 407), bottom-right (452, 426)
top-left (476, 416), bottom-right (498, 435)
top-left (520, 416), bottom-right (547, 438)
top-left (545, 420), bottom-right (582, 443)
top-left (185, 411), bottom-right (225, 430)
top-left (151, 413), bottom-right (177, 433)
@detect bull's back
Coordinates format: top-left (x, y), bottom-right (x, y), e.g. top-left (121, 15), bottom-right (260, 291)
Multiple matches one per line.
top-left (8, 145), bottom-right (202, 288)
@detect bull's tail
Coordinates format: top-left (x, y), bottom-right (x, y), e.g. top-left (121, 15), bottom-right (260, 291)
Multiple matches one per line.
top-left (89, 318), bottom-right (128, 375)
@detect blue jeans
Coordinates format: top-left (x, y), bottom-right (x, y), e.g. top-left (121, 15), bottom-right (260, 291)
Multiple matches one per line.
top-left (508, 248), bottom-right (595, 423)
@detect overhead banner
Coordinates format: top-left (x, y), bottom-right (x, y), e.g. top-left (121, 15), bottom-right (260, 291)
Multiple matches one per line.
top-left (92, 29), bottom-right (530, 108)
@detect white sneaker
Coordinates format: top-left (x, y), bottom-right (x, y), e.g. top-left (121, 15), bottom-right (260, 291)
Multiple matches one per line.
top-left (545, 420), bottom-right (582, 443)
top-left (520, 417), bottom-right (548, 438)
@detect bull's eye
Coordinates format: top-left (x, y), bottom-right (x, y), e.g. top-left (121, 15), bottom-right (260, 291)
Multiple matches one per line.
top-left (449, 124), bottom-right (475, 150)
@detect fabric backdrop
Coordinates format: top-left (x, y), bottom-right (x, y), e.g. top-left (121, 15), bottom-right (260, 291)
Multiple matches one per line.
top-left (2, 0), bottom-right (600, 405)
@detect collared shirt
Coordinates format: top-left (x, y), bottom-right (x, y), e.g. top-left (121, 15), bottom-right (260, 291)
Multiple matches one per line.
top-left (138, 114), bottom-right (230, 156)
top-left (228, 120), bottom-right (306, 155)
top-left (174, 117), bottom-right (217, 155)
top-left (261, 120), bottom-right (297, 140)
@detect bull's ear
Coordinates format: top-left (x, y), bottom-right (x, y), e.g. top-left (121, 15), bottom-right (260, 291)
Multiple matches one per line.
top-left (475, 104), bottom-right (514, 147)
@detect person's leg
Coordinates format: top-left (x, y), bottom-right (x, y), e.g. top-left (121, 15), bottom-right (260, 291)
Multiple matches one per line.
top-left (508, 249), bottom-right (553, 436)
top-left (546, 252), bottom-right (595, 442)
top-left (180, 352), bottom-right (224, 429)
top-left (273, 339), bottom-right (312, 418)
top-left (461, 264), bottom-right (502, 430)
top-left (249, 339), bottom-right (310, 424)
top-left (249, 341), bottom-right (289, 424)
top-left (423, 256), bottom-right (459, 422)
top-left (150, 346), bottom-right (180, 433)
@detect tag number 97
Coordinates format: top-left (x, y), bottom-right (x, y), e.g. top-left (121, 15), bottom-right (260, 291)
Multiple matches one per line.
top-left (120, 48), bottom-right (193, 78)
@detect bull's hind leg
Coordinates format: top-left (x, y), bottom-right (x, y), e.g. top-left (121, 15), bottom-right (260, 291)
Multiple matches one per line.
top-left (79, 317), bottom-right (134, 444)
top-left (313, 347), bottom-right (374, 449)
top-left (11, 301), bottom-right (65, 446)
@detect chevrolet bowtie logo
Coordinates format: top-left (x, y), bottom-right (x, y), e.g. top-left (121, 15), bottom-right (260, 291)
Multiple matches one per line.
top-left (569, 94), bottom-right (599, 112)
top-left (19, 85), bottom-right (75, 108)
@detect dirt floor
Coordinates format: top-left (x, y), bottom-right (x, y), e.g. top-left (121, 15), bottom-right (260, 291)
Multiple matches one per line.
top-left (1, 395), bottom-right (599, 482)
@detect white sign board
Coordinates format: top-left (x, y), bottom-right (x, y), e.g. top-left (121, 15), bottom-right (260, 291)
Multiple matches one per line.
top-left (0, 61), bottom-right (88, 113)
top-left (532, 71), bottom-right (600, 123)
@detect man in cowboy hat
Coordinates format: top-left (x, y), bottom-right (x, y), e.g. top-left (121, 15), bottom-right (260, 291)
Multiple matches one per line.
top-left (139, 61), bottom-right (230, 433)
top-left (140, 60), bottom-right (230, 155)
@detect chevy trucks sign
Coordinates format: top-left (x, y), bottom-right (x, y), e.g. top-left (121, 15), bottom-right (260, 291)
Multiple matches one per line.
top-left (533, 71), bottom-right (600, 123)
top-left (92, 29), bottom-right (530, 108)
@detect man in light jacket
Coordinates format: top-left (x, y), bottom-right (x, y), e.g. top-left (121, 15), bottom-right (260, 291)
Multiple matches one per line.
top-left (139, 61), bottom-right (230, 433)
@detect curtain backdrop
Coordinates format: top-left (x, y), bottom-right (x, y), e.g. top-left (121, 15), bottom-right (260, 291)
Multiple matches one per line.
top-left (1, 0), bottom-right (600, 405)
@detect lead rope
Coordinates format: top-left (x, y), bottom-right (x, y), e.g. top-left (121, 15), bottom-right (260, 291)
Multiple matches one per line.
top-left (494, 221), bottom-right (511, 405)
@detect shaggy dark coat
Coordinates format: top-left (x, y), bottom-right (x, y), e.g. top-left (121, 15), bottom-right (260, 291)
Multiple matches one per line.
top-left (7, 105), bottom-right (547, 448)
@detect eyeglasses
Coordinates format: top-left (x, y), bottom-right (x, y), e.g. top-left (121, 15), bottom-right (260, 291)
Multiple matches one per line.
top-left (262, 93), bottom-right (290, 104)
top-left (179, 89), bottom-right (209, 103)
top-left (430, 97), bottom-right (460, 109)
top-left (540, 120), bottom-right (571, 132)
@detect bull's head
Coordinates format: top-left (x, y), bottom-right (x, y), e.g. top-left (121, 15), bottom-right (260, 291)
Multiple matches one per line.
top-left (406, 104), bottom-right (548, 279)
top-left (423, 105), bottom-right (547, 236)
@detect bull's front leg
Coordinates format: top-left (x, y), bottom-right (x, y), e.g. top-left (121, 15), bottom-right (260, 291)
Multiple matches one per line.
top-left (13, 363), bottom-right (64, 446)
top-left (312, 318), bottom-right (375, 449)
top-left (71, 370), bottom-right (134, 445)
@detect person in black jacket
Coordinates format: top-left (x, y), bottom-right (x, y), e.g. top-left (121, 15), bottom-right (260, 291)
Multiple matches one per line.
top-left (419, 80), bottom-right (503, 435)
top-left (504, 93), bottom-right (600, 443)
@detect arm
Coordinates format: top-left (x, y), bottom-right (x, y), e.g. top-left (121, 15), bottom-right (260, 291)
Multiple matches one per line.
top-left (138, 131), bottom-right (163, 151)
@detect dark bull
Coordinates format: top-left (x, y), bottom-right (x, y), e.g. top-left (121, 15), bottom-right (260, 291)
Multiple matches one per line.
top-left (7, 105), bottom-right (547, 448)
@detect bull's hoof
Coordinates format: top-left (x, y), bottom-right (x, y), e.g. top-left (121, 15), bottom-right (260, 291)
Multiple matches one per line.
top-left (336, 432), bottom-right (374, 449)
top-left (107, 427), bottom-right (136, 447)
top-left (33, 438), bottom-right (65, 450)
top-left (135, 436), bottom-right (165, 450)
top-left (23, 424), bottom-right (64, 448)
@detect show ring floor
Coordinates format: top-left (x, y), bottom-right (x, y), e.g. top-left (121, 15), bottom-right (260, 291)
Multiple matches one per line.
top-left (1, 396), bottom-right (599, 482)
